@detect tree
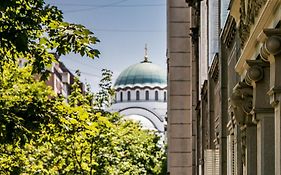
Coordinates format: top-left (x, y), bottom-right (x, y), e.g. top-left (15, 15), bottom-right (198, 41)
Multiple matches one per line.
top-left (0, 0), bottom-right (100, 78)
top-left (0, 69), bottom-right (165, 174)
top-left (94, 69), bottom-right (115, 110)
top-left (0, 0), bottom-right (166, 174)
top-left (0, 60), bottom-right (57, 144)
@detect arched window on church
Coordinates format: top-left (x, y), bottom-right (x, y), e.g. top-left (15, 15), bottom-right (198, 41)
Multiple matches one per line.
top-left (136, 91), bottom-right (140, 101)
top-left (164, 91), bottom-right (167, 102)
top-left (155, 91), bottom-right (159, 101)
top-left (127, 91), bottom-right (131, 101)
top-left (120, 92), bottom-right (123, 102)
top-left (145, 90), bottom-right (149, 100)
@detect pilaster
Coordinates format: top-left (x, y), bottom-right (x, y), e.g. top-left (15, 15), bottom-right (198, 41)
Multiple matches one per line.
top-left (259, 28), bottom-right (281, 175)
top-left (245, 60), bottom-right (275, 175)
top-left (245, 126), bottom-right (257, 175)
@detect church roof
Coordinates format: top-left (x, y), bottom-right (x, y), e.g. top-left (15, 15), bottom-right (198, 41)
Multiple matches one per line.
top-left (114, 45), bottom-right (167, 88)
top-left (114, 61), bottom-right (166, 88)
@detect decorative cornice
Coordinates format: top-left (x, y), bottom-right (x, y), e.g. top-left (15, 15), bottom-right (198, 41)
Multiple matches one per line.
top-left (222, 15), bottom-right (237, 48)
top-left (239, 0), bottom-right (267, 48)
top-left (201, 80), bottom-right (208, 98)
top-left (235, 0), bottom-right (279, 76)
top-left (115, 86), bottom-right (167, 92)
top-left (209, 53), bottom-right (219, 82)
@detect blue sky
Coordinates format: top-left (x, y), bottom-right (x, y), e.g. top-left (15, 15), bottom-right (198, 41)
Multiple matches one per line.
top-left (45, 0), bottom-right (166, 91)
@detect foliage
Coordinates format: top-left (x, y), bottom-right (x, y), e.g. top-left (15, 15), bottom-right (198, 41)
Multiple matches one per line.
top-left (0, 60), bottom-right (57, 144)
top-left (0, 0), bottom-right (166, 174)
top-left (94, 69), bottom-right (115, 110)
top-left (0, 64), bottom-right (166, 174)
top-left (0, 0), bottom-right (100, 78)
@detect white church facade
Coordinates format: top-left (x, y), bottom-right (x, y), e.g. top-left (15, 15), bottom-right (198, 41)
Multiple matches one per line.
top-left (110, 48), bottom-right (167, 133)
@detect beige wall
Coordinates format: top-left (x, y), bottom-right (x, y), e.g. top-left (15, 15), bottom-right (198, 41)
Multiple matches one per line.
top-left (167, 0), bottom-right (194, 174)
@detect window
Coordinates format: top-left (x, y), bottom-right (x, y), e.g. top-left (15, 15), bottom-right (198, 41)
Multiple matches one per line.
top-left (164, 91), bottom-right (167, 101)
top-left (120, 92), bottom-right (123, 102)
top-left (155, 91), bottom-right (159, 101)
top-left (145, 90), bottom-right (149, 100)
top-left (127, 91), bottom-right (131, 101)
top-left (136, 91), bottom-right (140, 100)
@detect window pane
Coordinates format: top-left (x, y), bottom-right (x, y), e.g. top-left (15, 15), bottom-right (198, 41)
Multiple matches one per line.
top-left (145, 91), bottom-right (149, 100)
top-left (155, 91), bottom-right (159, 101)
top-left (136, 91), bottom-right (140, 100)
top-left (128, 91), bottom-right (131, 101)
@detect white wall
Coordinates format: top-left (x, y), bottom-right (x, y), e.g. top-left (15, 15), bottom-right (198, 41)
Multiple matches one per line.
top-left (115, 88), bottom-right (167, 102)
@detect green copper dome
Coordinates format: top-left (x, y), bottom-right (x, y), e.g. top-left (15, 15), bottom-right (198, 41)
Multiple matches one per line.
top-left (114, 61), bottom-right (167, 87)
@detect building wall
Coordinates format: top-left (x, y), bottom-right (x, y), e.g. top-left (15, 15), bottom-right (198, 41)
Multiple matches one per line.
top-left (45, 62), bottom-right (75, 98)
top-left (111, 101), bottom-right (166, 132)
top-left (167, 0), bottom-right (194, 174)
top-left (167, 0), bottom-right (281, 174)
top-left (198, 0), bottom-right (281, 175)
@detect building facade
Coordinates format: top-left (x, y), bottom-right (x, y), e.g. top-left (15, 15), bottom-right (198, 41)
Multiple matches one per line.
top-left (19, 56), bottom-right (80, 99)
top-left (167, 0), bottom-right (281, 174)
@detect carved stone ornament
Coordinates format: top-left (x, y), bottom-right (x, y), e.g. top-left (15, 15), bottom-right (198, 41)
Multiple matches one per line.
top-left (245, 65), bottom-right (263, 85)
top-left (230, 82), bottom-right (253, 126)
top-left (260, 29), bottom-right (281, 61)
top-left (245, 60), bottom-right (268, 85)
top-left (239, 0), bottom-right (267, 48)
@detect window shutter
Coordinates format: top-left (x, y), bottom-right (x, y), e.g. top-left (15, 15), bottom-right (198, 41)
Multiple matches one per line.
top-left (204, 149), bottom-right (219, 175)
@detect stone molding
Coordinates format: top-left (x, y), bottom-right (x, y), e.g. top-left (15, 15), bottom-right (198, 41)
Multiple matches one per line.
top-left (115, 86), bottom-right (167, 91)
top-left (239, 0), bottom-right (267, 48)
top-left (267, 87), bottom-right (281, 106)
top-left (222, 15), bottom-right (237, 48)
top-left (235, 0), bottom-right (279, 76)
top-left (209, 53), bottom-right (219, 82)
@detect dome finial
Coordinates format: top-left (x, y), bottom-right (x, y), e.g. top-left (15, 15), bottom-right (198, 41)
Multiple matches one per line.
top-left (144, 44), bottom-right (148, 62)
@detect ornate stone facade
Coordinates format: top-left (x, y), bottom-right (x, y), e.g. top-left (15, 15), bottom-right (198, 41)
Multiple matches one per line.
top-left (239, 0), bottom-right (267, 47)
top-left (167, 0), bottom-right (281, 174)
